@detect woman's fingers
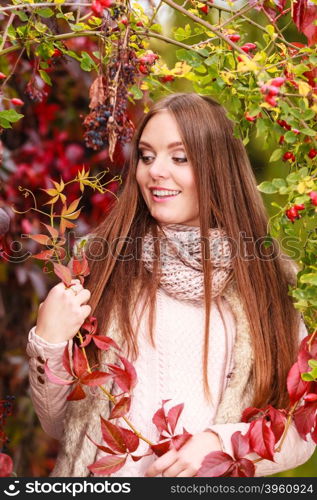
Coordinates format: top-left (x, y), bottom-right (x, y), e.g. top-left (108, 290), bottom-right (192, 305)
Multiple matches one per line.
top-left (80, 304), bottom-right (92, 319)
top-left (77, 288), bottom-right (91, 304)
top-left (145, 449), bottom-right (178, 477)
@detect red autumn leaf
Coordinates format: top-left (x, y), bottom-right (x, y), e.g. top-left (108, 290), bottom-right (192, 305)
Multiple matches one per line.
top-left (171, 430), bottom-right (192, 450)
top-left (292, 0), bottom-right (317, 46)
top-left (151, 440), bottom-right (171, 457)
top-left (87, 454), bottom-right (127, 476)
top-left (152, 406), bottom-right (169, 434)
top-left (0, 453), bottom-right (13, 477)
top-left (297, 346), bottom-right (312, 373)
top-left (167, 403), bottom-right (184, 434)
top-left (100, 416), bottom-right (127, 454)
top-left (53, 262), bottom-right (72, 286)
top-left (293, 401), bottom-right (317, 439)
top-left (33, 249), bottom-right (55, 260)
top-left (107, 356), bottom-right (137, 393)
top-left (267, 406), bottom-right (286, 443)
top-left (73, 344), bottom-right (89, 378)
top-left (67, 383), bottom-right (86, 401)
top-left (231, 431), bottom-right (250, 460)
top-left (131, 454), bottom-right (148, 462)
top-left (86, 433), bottom-right (117, 454)
top-left (248, 418), bottom-right (276, 461)
top-left (80, 371), bottom-right (111, 386)
top-left (44, 360), bottom-right (74, 386)
top-left (231, 458), bottom-right (255, 477)
top-left (241, 406), bottom-right (263, 422)
top-left (120, 427), bottom-right (139, 453)
top-left (196, 451), bottom-right (234, 477)
top-left (93, 335), bottom-right (121, 351)
top-left (118, 355), bottom-right (137, 390)
top-left (81, 316), bottom-right (98, 335)
top-left (287, 361), bottom-right (309, 405)
top-left (69, 254), bottom-right (90, 278)
top-left (109, 396), bottom-right (131, 419)
top-left (41, 222), bottom-right (59, 240)
top-left (28, 233), bottom-right (54, 246)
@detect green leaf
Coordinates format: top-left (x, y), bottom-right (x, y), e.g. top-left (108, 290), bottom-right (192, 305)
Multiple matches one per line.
top-left (286, 172), bottom-right (301, 184)
top-left (0, 118), bottom-right (11, 129)
top-left (272, 178), bottom-right (286, 188)
top-left (0, 109), bottom-right (24, 123)
top-left (284, 131), bottom-right (298, 144)
top-left (257, 181), bottom-right (278, 194)
top-left (301, 372), bottom-right (315, 381)
top-left (299, 273), bottom-right (317, 285)
top-left (293, 63), bottom-right (311, 76)
top-left (302, 109), bottom-right (315, 120)
top-left (129, 84), bottom-right (143, 100)
top-left (80, 52), bottom-right (96, 71)
top-left (13, 9), bottom-right (28, 22)
top-left (150, 24), bottom-right (162, 33)
top-left (37, 8), bottom-right (54, 17)
top-left (39, 69), bottom-right (52, 86)
top-left (300, 128), bottom-right (316, 136)
top-left (269, 148), bottom-right (283, 162)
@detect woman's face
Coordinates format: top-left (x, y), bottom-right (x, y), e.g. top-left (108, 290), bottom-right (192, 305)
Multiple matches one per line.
top-left (136, 110), bottom-right (200, 227)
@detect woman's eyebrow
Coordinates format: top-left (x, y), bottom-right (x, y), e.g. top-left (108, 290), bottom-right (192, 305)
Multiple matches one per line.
top-left (138, 140), bottom-right (184, 149)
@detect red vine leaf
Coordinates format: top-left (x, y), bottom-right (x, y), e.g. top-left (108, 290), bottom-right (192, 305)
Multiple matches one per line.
top-left (231, 431), bottom-right (250, 460)
top-left (167, 403), bottom-right (184, 434)
top-left (292, 0), bottom-right (317, 46)
top-left (230, 458), bottom-right (255, 477)
top-left (53, 262), bottom-right (72, 286)
top-left (87, 454), bottom-right (127, 476)
top-left (109, 396), bottom-right (131, 419)
top-left (86, 433), bottom-right (117, 454)
top-left (81, 316), bottom-right (98, 335)
top-left (107, 356), bottom-right (137, 393)
top-left (33, 249), bottom-right (55, 260)
top-left (93, 335), bottom-right (121, 351)
top-left (171, 429), bottom-right (192, 450)
top-left (152, 402), bottom-right (169, 434)
top-left (80, 371), bottom-right (111, 386)
top-left (293, 401), bottom-right (317, 439)
top-left (73, 343), bottom-right (89, 378)
top-left (27, 233), bottom-right (54, 246)
top-left (44, 360), bottom-right (74, 386)
top-left (150, 440), bottom-right (171, 457)
top-left (100, 417), bottom-right (127, 454)
top-left (248, 418), bottom-right (276, 461)
top-left (287, 361), bottom-right (309, 405)
top-left (67, 383), bottom-right (86, 401)
top-left (120, 427), bottom-right (139, 453)
top-left (196, 451), bottom-right (234, 477)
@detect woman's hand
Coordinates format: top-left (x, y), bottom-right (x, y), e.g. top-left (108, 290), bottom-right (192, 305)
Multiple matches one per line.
top-left (145, 430), bottom-right (222, 477)
top-left (35, 279), bottom-right (91, 344)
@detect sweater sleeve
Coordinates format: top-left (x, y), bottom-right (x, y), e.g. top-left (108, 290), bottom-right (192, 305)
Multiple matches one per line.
top-left (207, 318), bottom-right (316, 477)
top-left (26, 326), bottom-right (73, 440)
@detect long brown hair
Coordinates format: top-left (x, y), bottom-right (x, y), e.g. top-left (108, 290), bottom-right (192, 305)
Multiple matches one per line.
top-left (83, 92), bottom-right (300, 409)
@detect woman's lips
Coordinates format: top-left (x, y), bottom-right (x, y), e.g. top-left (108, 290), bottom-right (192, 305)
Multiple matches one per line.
top-left (150, 192), bottom-right (181, 202)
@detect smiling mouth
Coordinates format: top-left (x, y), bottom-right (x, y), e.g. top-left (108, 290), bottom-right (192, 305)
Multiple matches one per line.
top-left (150, 189), bottom-right (182, 199)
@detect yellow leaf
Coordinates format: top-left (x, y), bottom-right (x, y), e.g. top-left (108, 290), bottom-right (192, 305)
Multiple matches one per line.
top-left (41, 188), bottom-right (58, 196)
top-left (297, 81), bottom-right (311, 97)
top-left (171, 61), bottom-right (192, 76)
top-left (43, 195), bottom-right (60, 205)
top-left (237, 56), bottom-right (259, 73)
top-left (297, 182), bottom-right (306, 194)
top-left (140, 81), bottom-right (149, 90)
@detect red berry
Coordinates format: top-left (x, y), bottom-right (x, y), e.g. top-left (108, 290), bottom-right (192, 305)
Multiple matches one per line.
top-left (265, 94), bottom-right (277, 106)
top-left (277, 119), bottom-right (291, 130)
top-left (0, 72), bottom-right (6, 80)
top-left (286, 207), bottom-right (300, 223)
top-left (200, 5), bottom-right (209, 14)
top-left (294, 204), bottom-right (305, 211)
top-left (292, 128), bottom-right (300, 135)
top-left (241, 42), bottom-right (257, 52)
top-left (245, 113), bottom-right (257, 122)
top-left (120, 18), bottom-right (128, 25)
top-left (303, 393), bottom-right (317, 403)
top-left (99, 0), bottom-right (112, 5)
top-left (309, 191), bottom-right (317, 206)
top-left (270, 77), bottom-right (285, 87)
top-left (139, 64), bottom-right (148, 75)
top-left (136, 21), bottom-right (143, 26)
top-left (53, 48), bottom-right (63, 57)
top-left (161, 75), bottom-right (175, 83)
top-left (11, 98), bottom-right (24, 106)
top-left (308, 148), bottom-right (317, 159)
top-left (228, 34), bottom-right (240, 42)
top-left (283, 152), bottom-right (295, 161)
top-left (279, 135), bottom-right (285, 144)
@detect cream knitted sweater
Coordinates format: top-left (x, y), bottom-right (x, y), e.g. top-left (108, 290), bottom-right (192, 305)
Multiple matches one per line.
top-left (26, 282), bottom-right (316, 477)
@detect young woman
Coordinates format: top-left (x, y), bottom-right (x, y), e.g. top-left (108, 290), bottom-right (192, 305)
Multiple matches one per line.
top-left (26, 92), bottom-right (316, 477)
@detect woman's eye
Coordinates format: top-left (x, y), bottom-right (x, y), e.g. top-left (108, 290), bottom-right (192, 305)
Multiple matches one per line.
top-left (139, 154), bottom-right (153, 163)
top-left (173, 157), bottom-right (187, 163)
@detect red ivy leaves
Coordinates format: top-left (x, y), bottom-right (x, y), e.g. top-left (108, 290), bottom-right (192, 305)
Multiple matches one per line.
top-left (150, 400), bottom-right (193, 457)
top-left (44, 343), bottom-right (111, 400)
top-left (197, 431), bottom-right (255, 477)
top-left (109, 396), bottom-right (131, 419)
top-left (0, 453), bottom-right (14, 477)
top-left (292, 0), bottom-right (317, 46)
top-left (107, 356), bottom-right (137, 393)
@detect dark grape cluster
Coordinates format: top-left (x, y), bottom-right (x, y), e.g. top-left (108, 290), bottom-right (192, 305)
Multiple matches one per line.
top-left (83, 48), bottom-right (137, 151)
top-left (110, 3), bottom-right (126, 20)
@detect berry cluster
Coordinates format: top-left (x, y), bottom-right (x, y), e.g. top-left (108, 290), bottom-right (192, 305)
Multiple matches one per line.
top-left (83, 49), bottom-right (137, 151)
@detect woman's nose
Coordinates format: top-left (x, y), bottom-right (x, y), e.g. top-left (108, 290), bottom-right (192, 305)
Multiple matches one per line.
top-left (148, 157), bottom-right (169, 178)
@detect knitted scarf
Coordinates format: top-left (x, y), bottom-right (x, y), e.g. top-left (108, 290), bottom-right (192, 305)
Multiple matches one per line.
top-left (142, 223), bottom-right (234, 302)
